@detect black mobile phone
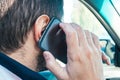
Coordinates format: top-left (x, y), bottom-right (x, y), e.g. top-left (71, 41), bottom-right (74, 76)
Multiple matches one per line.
top-left (38, 18), bottom-right (67, 63)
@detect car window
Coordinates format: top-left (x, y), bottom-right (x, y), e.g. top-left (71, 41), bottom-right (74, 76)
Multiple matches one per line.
top-left (99, 0), bottom-right (120, 39)
top-left (64, 0), bottom-right (115, 63)
top-left (110, 0), bottom-right (120, 16)
top-left (63, 0), bottom-right (120, 79)
top-left (64, 0), bottom-right (111, 40)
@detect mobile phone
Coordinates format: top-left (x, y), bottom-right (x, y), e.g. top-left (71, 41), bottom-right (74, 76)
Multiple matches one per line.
top-left (38, 18), bottom-right (67, 63)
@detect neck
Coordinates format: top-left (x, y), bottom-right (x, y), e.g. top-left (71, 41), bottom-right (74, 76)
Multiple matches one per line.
top-left (7, 49), bottom-right (38, 71)
top-left (6, 31), bottom-right (40, 71)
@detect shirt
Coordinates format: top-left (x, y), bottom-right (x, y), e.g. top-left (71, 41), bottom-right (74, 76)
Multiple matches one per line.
top-left (0, 52), bottom-right (46, 80)
top-left (0, 65), bottom-right (22, 80)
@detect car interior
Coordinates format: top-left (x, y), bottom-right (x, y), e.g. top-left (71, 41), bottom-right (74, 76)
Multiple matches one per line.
top-left (39, 0), bottom-right (120, 80)
top-left (63, 0), bottom-right (120, 80)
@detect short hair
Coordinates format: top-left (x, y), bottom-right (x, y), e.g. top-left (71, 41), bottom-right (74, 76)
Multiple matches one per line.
top-left (0, 0), bottom-right (14, 18)
top-left (0, 0), bottom-right (64, 53)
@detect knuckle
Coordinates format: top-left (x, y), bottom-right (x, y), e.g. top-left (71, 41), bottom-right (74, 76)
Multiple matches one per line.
top-left (67, 30), bottom-right (77, 38)
top-left (71, 23), bottom-right (82, 31)
top-left (84, 47), bottom-right (94, 58)
top-left (68, 49), bottom-right (81, 61)
top-left (73, 23), bottom-right (81, 27)
top-left (70, 56), bottom-right (81, 62)
top-left (92, 33), bottom-right (99, 40)
top-left (86, 49), bottom-right (92, 55)
top-left (46, 61), bottom-right (54, 69)
top-left (85, 30), bottom-right (90, 33)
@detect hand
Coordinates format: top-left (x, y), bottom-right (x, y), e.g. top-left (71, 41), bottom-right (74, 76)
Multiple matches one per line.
top-left (43, 23), bottom-right (104, 80)
top-left (102, 51), bottom-right (111, 65)
top-left (91, 33), bottom-right (111, 65)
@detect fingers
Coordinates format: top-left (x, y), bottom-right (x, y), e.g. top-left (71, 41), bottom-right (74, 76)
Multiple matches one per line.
top-left (59, 23), bottom-right (79, 49)
top-left (91, 33), bottom-right (111, 65)
top-left (70, 23), bottom-right (88, 47)
top-left (84, 30), bottom-right (96, 49)
top-left (43, 51), bottom-right (67, 79)
top-left (102, 51), bottom-right (111, 65)
top-left (57, 23), bottom-right (104, 80)
top-left (68, 23), bottom-right (100, 55)
top-left (91, 33), bottom-right (101, 51)
top-left (59, 23), bottom-right (80, 59)
top-left (59, 23), bottom-right (101, 61)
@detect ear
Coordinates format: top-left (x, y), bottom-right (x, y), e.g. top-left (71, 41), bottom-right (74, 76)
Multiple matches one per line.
top-left (34, 15), bottom-right (50, 42)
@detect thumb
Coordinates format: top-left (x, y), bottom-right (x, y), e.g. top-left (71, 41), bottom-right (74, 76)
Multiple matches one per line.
top-left (43, 51), bottom-right (66, 79)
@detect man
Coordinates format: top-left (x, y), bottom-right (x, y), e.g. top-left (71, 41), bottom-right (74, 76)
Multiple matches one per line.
top-left (0, 0), bottom-right (105, 80)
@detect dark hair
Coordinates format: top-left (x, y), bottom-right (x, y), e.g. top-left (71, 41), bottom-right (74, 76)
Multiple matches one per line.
top-left (0, 0), bottom-right (64, 53)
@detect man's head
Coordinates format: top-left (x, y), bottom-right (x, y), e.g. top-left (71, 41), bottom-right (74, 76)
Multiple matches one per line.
top-left (0, 0), bottom-right (63, 71)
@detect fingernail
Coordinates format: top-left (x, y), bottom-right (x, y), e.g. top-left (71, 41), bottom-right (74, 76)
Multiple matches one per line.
top-left (59, 23), bottom-right (64, 27)
top-left (107, 59), bottom-right (111, 65)
top-left (59, 23), bottom-right (64, 25)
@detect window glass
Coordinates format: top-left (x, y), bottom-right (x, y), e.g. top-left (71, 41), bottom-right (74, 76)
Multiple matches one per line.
top-left (110, 0), bottom-right (120, 15)
top-left (64, 0), bottom-right (112, 41)
top-left (100, 0), bottom-right (120, 38)
top-left (64, 0), bottom-right (115, 63)
top-left (63, 0), bottom-right (120, 78)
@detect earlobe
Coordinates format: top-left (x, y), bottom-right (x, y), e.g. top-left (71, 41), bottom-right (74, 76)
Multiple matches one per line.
top-left (34, 15), bottom-right (50, 42)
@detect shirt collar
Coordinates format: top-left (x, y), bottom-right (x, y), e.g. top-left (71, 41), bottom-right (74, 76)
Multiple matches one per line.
top-left (0, 52), bottom-right (46, 80)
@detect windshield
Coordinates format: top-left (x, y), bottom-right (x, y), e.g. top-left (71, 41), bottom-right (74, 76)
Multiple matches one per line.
top-left (63, 0), bottom-right (114, 43)
top-left (110, 0), bottom-right (120, 16)
top-left (99, 0), bottom-right (120, 38)
top-left (63, 0), bottom-right (120, 78)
